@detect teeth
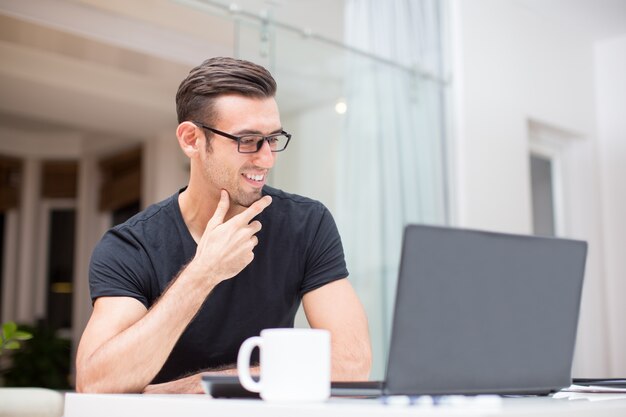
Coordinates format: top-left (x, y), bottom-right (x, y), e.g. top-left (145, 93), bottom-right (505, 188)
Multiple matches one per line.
top-left (245, 173), bottom-right (264, 181)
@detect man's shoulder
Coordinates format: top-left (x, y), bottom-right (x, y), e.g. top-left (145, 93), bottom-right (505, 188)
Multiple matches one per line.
top-left (112, 192), bottom-right (180, 235)
top-left (260, 186), bottom-right (336, 240)
top-left (262, 186), bottom-right (325, 211)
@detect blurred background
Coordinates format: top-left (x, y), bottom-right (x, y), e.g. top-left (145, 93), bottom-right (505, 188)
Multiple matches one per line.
top-left (0, 0), bottom-right (624, 388)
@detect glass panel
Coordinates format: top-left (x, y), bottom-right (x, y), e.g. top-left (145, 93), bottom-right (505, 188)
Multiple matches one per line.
top-left (236, 19), bottom-right (347, 212)
top-left (234, 14), bottom-right (448, 379)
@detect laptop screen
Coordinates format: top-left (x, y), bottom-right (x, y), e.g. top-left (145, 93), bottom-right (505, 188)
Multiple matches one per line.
top-left (385, 225), bottom-right (587, 395)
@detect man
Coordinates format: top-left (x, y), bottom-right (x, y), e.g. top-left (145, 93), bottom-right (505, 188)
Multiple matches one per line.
top-left (76, 57), bottom-right (371, 394)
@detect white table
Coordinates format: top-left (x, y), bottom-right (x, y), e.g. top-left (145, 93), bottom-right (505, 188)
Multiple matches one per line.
top-left (64, 392), bottom-right (626, 417)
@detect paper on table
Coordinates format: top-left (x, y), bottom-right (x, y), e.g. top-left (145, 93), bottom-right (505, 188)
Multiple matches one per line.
top-left (564, 384), bottom-right (626, 394)
top-left (553, 384), bottom-right (626, 401)
top-left (553, 392), bottom-right (626, 401)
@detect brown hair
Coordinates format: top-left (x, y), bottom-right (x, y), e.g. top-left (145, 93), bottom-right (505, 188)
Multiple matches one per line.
top-left (175, 56), bottom-right (277, 125)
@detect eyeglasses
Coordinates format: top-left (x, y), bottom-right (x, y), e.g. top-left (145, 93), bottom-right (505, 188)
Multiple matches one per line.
top-left (192, 121), bottom-right (291, 154)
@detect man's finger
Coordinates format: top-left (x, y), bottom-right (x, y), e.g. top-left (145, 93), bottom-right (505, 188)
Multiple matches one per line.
top-left (236, 196), bottom-right (272, 224)
top-left (248, 220), bottom-right (262, 234)
top-left (206, 190), bottom-right (230, 231)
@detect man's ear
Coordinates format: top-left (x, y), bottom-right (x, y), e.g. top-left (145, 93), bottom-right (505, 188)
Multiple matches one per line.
top-left (176, 121), bottom-right (201, 157)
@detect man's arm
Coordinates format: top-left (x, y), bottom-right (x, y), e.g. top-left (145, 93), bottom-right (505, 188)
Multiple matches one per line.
top-left (141, 278), bottom-right (371, 393)
top-left (302, 278), bottom-right (372, 381)
top-left (76, 191), bottom-right (271, 393)
top-left (76, 271), bottom-right (216, 394)
top-left (81, 314), bottom-right (255, 395)
top-left (142, 366), bottom-right (260, 394)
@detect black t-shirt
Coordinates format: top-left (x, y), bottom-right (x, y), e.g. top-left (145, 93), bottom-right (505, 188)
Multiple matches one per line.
top-left (89, 186), bottom-right (348, 383)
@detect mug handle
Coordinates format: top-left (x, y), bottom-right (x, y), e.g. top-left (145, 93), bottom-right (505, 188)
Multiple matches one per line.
top-left (237, 336), bottom-right (263, 393)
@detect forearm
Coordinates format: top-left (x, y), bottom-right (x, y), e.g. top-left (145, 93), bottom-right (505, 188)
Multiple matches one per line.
top-left (143, 367), bottom-right (260, 394)
top-left (331, 329), bottom-right (372, 381)
top-left (143, 373), bottom-right (204, 394)
top-left (77, 263), bottom-right (218, 393)
top-left (302, 279), bottom-right (372, 382)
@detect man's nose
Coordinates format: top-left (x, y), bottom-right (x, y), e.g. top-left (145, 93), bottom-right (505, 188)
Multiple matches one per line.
top-left (252, 139), bottom-right (275, 168)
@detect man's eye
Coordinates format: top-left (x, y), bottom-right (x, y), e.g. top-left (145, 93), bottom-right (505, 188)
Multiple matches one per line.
top-left (268, 137), bottom-right (280, 144)
top-left (240, 137), bottom-right (259, 145)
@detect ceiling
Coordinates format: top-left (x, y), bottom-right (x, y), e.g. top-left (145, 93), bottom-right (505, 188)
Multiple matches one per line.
top-left (0, 0), bottom-right (624, 150)
top-left (0, 0), bottom-right (232, 140)
top-left (0, 0), bottom-right (346, 144)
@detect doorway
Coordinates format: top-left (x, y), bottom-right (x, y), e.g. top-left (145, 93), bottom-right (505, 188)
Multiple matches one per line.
top-left (530, 154), bottom-right (557, 237)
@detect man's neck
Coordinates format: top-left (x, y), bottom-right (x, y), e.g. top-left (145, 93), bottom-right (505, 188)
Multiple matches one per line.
top-left (178, 182), bottom-right (244, 243)
top-left (178, 187), bottom-right (211, 243)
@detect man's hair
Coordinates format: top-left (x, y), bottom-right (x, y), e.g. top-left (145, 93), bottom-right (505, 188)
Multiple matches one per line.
top-left (176, 56), bottom-right (277, 125)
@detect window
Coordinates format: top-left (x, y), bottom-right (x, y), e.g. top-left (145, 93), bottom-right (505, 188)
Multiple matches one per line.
top-left (0, 212), bottom-right (4, 310)
top-left (45, 208), bottom-right (75, 331)
top-left (112, 201), bottom-right (140, 226)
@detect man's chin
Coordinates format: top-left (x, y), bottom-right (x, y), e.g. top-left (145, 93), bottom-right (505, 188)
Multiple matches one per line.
top-left (233, 189), bottom-right (263, 208)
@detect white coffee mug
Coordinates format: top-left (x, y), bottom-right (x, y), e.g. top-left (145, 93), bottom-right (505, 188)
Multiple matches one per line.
top-left (237, 328), bottom-right (331, 402)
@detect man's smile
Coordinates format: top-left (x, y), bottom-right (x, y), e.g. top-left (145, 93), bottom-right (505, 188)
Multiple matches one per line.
top-left (242, 171), bottom-right (267, 187)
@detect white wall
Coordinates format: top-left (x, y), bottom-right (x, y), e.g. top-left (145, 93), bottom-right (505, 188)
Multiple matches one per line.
top-left (451, 0), bottom-right (618, 375)
top-left (595, 35), bottom-right (626, 376)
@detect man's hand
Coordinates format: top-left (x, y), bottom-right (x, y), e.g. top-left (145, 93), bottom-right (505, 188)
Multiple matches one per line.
top-left (191, 190), bottom-right (272, 285)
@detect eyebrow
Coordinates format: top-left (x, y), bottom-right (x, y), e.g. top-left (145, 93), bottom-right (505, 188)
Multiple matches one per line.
top-left (233, 127), bottom-right (284, 135)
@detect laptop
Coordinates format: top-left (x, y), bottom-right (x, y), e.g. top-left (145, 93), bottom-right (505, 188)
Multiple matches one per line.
top-left (332, 224), bottom-right (587, 397)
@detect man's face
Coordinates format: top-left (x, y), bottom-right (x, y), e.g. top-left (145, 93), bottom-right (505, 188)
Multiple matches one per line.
top-left (198, 94), bottom-right (281, 208)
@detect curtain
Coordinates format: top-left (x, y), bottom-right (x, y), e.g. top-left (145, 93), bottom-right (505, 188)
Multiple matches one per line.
top-left (337, 0), bottom-right (448, 378)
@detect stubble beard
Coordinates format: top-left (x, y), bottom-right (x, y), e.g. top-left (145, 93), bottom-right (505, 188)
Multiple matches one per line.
top-left (230, 184), bottom-right (263, 208)
top-left (203, 145), bottom-right (265, 208)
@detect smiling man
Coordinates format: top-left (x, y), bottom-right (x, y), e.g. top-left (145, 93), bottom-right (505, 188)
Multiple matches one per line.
top-left (75, 57), bottom-right (371, 394)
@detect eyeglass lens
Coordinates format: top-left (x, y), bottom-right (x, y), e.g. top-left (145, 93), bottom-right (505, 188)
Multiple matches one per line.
top-left (239, 135), bottom-right (289, 153)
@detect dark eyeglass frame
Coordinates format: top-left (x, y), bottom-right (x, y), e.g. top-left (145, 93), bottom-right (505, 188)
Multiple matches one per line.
top-left (192, 121), bottom-right (291, 154)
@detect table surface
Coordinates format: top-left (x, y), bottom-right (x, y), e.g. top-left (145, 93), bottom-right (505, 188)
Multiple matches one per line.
top-left (64, 392), bottom-right (626, 417)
